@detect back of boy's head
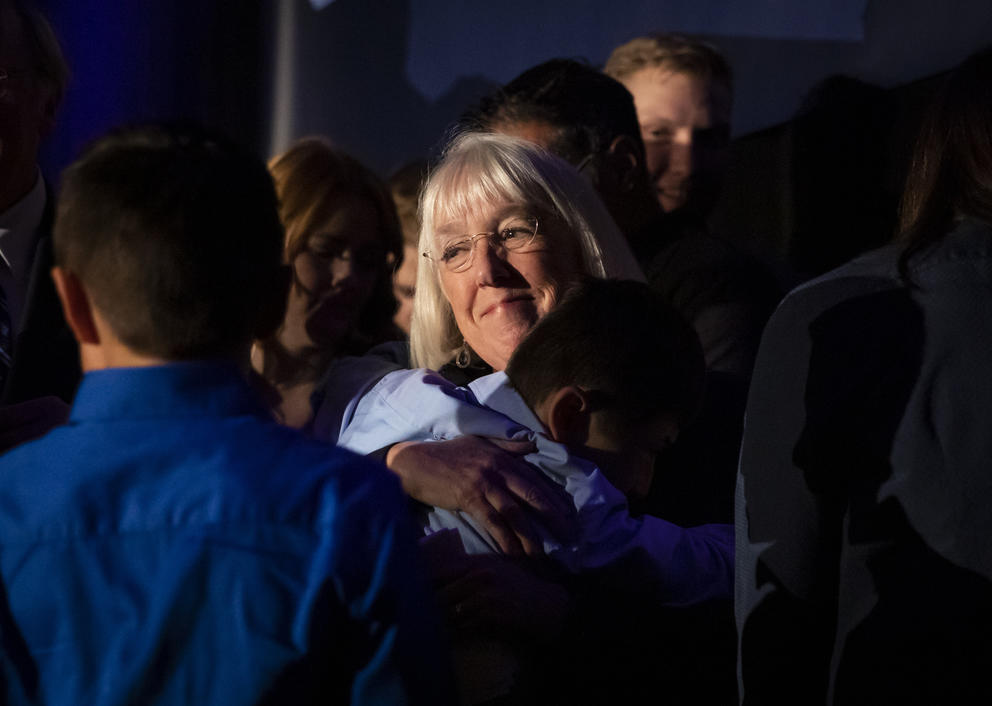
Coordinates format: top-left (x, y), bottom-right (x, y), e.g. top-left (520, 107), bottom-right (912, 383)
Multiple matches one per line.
top-left (54, 123), bottom-right (288, 359)
top-left (506, 278), bottom-right (705, 430)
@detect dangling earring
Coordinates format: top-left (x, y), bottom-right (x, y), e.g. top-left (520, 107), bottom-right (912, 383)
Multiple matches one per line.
top-left (455, 343), bottom-right (472, 368)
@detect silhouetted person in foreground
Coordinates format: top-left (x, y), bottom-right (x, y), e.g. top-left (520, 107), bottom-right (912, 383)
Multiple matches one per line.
top-left (0, 0), bottom-right (78, 450)
top-left (737, 47), bottom-right (992, 705)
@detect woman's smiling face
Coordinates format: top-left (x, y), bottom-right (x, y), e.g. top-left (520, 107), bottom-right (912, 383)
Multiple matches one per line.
top-left (433, 200), bottom-right (582, 371)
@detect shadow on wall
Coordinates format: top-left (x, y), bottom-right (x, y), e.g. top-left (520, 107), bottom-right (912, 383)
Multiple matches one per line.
top-left (786, 75), bottom-right (899, 278)
top-left (710, 71), bottom-right (941, 289)
top-left (278, 0), bottom-right (497, 174)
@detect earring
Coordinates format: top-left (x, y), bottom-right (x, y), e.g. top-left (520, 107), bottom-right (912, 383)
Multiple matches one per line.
top-left (455, 343), bottom-right (472, 368)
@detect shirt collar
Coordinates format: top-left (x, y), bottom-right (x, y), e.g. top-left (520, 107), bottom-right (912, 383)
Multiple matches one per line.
top-left (468, 371), bottom-right (547, 434)
top-left (0, 170), bottom-right (46, 275)
top-left (70, 362), bottom-right (270, 423)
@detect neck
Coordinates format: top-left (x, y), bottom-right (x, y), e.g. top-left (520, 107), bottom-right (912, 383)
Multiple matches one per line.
top-left (79, 341), bottom-right (170, 372)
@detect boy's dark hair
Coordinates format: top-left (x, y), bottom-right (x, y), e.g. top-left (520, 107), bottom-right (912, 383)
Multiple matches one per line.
top-left (507, 278), bottom-right (705, 430)
top-left (460, 59), bottom-right (643, 166)
top-left (54, 123), bottom-right (288, 359)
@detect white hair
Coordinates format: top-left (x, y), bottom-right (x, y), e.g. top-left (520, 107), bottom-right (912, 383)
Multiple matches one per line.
top-left (410, 131), bottom-right (644, 370)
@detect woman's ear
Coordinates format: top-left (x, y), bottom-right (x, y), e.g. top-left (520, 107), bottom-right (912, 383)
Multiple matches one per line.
top-left (542, 385), bottom-right (592, 446)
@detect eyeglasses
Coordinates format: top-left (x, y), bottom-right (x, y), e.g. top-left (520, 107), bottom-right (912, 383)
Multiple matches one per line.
top-left (423, 216), bottom-right (542, 273)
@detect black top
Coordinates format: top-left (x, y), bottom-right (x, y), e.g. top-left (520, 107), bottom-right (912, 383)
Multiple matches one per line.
top-left (631, 210), bottom-right (781, 379)
top-left (737, 218), bottom-right (992, 704)
top-left (3, 191), bottom-right (81, 405)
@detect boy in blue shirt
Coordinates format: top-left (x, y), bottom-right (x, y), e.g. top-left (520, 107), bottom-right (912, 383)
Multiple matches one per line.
top-left (0, 124), bottom-right (451, 705)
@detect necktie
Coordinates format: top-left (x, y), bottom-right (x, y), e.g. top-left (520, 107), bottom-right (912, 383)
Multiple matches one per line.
top-left (0, 283), bottom-right (11, 390)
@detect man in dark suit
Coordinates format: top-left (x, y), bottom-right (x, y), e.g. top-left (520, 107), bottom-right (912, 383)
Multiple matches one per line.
top-left (0, 0), bottom-right (77, 448)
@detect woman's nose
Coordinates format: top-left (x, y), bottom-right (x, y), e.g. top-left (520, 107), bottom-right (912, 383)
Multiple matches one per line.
top-left (472, 238), bottom-right (513, 285)
top-left (667, 138), bottom-right (693, 178)
top-left (330, 254), bottom-right (355, 286)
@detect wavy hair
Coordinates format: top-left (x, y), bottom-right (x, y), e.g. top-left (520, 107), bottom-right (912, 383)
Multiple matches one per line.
top-left (898, 46), bottom-right (992, 279)
top-left (267, 137), bottom-right (403, 352)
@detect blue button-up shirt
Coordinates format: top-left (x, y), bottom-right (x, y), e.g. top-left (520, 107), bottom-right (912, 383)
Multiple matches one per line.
top-left (0, 362), bottom-right (451, 705)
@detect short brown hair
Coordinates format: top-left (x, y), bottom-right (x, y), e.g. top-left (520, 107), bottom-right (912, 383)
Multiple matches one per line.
top-left (604, 33), bottom-right (732, 98)
top-left (55, 124), bottom-right (288, 359)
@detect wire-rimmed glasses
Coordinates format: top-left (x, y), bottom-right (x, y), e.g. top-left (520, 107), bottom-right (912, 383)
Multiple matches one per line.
top-left (423, 216), bottom-right (542, 273)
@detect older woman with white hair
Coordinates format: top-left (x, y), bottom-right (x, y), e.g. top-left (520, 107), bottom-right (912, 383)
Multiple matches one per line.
top-left (410, 131), bottom-right (643, 373)
top-left (314, 131), bottom-right (644, 553)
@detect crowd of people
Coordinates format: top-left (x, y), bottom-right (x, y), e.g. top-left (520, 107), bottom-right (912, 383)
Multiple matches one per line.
top-left (0, 0), bottom-right (990, 703)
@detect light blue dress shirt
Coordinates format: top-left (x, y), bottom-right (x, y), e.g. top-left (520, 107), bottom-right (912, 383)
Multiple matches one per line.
top-left (336, 367), bottom-right (733, 606)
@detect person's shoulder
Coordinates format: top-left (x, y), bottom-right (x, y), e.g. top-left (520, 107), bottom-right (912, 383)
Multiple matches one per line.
top-left (309, 346), bottom-right (409, 443)
top-left (907, 217), bottom-right (992, 285)
top-left (0, 415), bottom-right (72, 472)
top-left (237, 419), bottom-right (406, 517)
top-left (770, 242), bottom-right (902, 323)
top-left (0, 409), bottom-right (404, 544)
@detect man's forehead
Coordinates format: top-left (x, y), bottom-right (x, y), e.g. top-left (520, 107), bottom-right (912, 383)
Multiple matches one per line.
top-left (491, 119), bottom-right (558, 152)
top-left (628, 67), bottom-right (731, 124)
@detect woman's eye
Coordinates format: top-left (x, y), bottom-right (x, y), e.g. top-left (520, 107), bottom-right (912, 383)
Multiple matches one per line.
top-left (308, 236), bottom-right (347, 260)
top-left (499, 221), bottom-right (536, 244)
top-left (313, 247), bottom-right (344, 260)
top-left (440, 241), bottom-right (471, 261)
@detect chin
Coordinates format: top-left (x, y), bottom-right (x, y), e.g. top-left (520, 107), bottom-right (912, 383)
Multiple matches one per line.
top-left (658, 192), bottom-right (688, 213)
top-left (472, 335), bottom-right (523, 372)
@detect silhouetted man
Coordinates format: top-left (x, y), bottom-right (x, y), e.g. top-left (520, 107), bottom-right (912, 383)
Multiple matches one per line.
top-left (0, 0), bottom-right (77, 416)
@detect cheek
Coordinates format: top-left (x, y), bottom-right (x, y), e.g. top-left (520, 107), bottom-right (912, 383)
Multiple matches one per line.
top-left (349, 266), bottom-right (380, 301)
top-left (643, 141), bottom-right (671, 178)
top-left (530, 253), bottom-right (579, 314)
top-left (292, 253), bottom-right (324, 294)
top-left (437, 269), bottom-right (473, 315)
